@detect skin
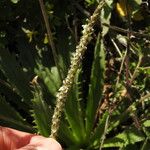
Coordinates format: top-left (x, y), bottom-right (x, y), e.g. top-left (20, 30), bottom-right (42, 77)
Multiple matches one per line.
top-left (0, 126), bottom-right (62, 150)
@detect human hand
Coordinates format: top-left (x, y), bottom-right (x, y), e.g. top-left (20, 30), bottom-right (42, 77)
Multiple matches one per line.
top-left (0, 126), bottom-right (62, 150)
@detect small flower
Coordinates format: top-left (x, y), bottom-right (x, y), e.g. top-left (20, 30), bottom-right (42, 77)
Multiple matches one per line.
top-left (50, 0), bottom-right (105, 138)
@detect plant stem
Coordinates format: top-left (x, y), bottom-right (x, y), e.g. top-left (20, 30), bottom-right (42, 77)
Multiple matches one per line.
top-left (130, 55), bottom-right (143, 84)
top-left (99, 115), bottom-right (110, 150)
top-left (50, 0), bottom-right (105, 139)
top-left (115, 50), bottom-right (127, 89)
top-left (72, 0), bottom-right (90, 17)
top-left (103, 23), bottom-right (150, 38)
top-left (140, 93), bottom-right (150, 103)
top-left (38, 0), bottom-right (63, 80)
top-left (110, 37), bottom-right (122, 57)
top-left (140, 137), bottom-right (148, 150)
top-left (125, 0), bottom-right (132, 86)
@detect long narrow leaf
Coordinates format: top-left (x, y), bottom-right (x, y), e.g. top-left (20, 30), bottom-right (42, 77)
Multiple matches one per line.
top-left (31, 83), bottom-right (52, 137)
top-left (0, 95), bottom-right (33, 132)
top-left (88, 111), bottom-right (109, 149)
top-left (85, 34), bottom-right (105, 136)
top-left (0, 48), bottom-right (32, 102)
top-left (65, 69), bottom-right (86, 144)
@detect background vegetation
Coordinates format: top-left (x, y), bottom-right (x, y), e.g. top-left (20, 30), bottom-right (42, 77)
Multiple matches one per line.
top-left (0, 0), bottom-right (150, 149)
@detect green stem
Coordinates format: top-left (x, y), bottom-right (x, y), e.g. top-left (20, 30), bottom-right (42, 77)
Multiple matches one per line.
top-left (130, 55), bottom-right (143, 84)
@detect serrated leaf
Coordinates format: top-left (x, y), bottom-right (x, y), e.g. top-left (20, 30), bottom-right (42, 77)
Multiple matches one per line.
top-left (0, 48), bottom-right (32, 103)
top-left (32, 83), bottom-right (52, 137)
top-left (35, 63), bottom-right (61, 98)
top-left (59, 120), bottom-right (77, 145)
top-left (0, 95), bottom-right (33, 132)
top-left (89, 111), bottom-right (109, 149)
top-left (65, 69), bottom-right (86, 144)
top-left (85, 34), bottom-right (105, 136)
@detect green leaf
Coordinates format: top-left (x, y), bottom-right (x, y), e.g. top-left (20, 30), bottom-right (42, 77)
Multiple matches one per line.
top-left (143, 120), bottom-right (150, 127)
top-left (85, 0), bottom-right (97, 6)
top-left (101, 0), bottom-right (113, 36)
top-left (32, 83), bottom-right (52, 137)
top-left (134, 0), bottom-right (142, 5)
top-left (104, 127), bottom-right (145, 148)
top-left (0, 95), bottom-right (33, 132)
top-left (89, 111), bottom-right (109, 149)
top-left (10, 0), bottom-right (20, 4)
top-left (85, 34), bottom-right (105, 136)
top-left (0, 72), bottom-right (29, 112)
top-left (59, 120), bottom-right (77, 145)
top-left (107, 100), bottom-right (132, 132)
top-left (35, 63), bottom-right (61, 98)
top-left (0, 48), bottom-right (32, 103)
top-left (65, 69), bottom-right (86, 144)
top-left (143, 127), bottom-right (150, 139)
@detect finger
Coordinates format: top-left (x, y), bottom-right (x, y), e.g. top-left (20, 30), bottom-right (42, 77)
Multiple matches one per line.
top-left (0, 126), bottom-right (34, 149)
top-left (16, 137), bottom-right (62, 150)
